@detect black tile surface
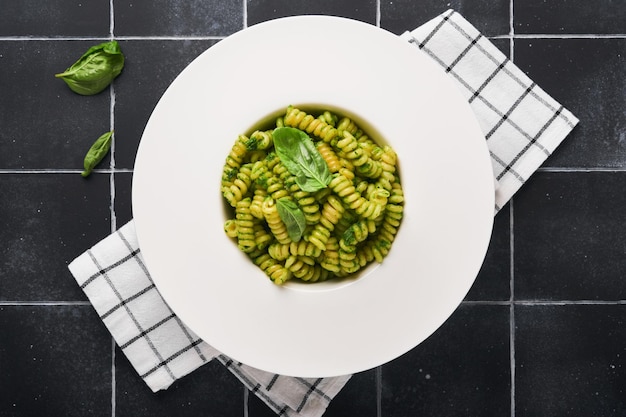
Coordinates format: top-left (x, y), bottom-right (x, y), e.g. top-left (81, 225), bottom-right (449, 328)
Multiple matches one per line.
top-left (1, 0), bottom-right (624, 416)
top-left (466, 204), bottom-right (511, 301)
top-left (247, 369), bottom-right (378, 417)
top-left (514, 172), bottom-right (626, 301)
top-left (113, 40), bottom-right (218, 169)
top-left (381, 305), bottom-right (511, 416)
top-left (116, 353), bottom-right (244, 416)
top-left (0, 305), bottom-right (112, 417)
top-left (0, 0), bottom-right (110, 37)
top-left (0, 174), bottom-right (110, 301)
top-left (515, 0), bottom-right (626, 34)
top-left (323, 369), bottom-right (379, 417)
top-left (516, 305), bottom-right (626, 416)
top-left (380, 0), bottom-right (511, 36)
top-left (0, 41), bottom-right (111, 170)
top-left (247, 0), bottom-right (377, 26)
top-left (114, 172), bottom-right (134, 226)
top-left (514, 39), bottom-right (626, 168)
top-left (115, 0), bottom-right (243, 37)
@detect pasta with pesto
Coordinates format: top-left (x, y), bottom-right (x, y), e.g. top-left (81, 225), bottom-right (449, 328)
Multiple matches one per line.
top-left (221, 106), bottom-right (404, 285)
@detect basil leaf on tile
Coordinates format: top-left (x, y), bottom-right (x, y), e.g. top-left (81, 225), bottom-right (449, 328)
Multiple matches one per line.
top-left (272, 127), bottom-right (331, 192)
top-left (55, 40), bottom-right (125, 95)
top-left (276, 198), bottom-right (306, 242)
top-left (81, 131), bottom-right (113, 177)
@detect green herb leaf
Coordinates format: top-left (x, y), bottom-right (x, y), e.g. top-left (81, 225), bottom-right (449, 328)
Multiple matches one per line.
top-left (55, 40), bottom-right (125, 95)
top-left (272, 127), bottom-right (331, 192)
top-left (81, 131), bottom-right (113, 177)
top-left (276, 198), bottom-right (306, 242)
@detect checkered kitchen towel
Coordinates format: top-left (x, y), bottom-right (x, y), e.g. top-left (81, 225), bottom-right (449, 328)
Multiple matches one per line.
top-left (69, 220), bottom-right (350, 417)
top-left (401, 9), bottom-right (578, 211)
top-left (68, 9), bottom-right (578, 417)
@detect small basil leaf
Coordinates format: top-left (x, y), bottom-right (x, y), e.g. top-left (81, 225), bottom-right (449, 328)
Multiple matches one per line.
top-left (272, 127), bottom-right (331, 192)
top-left (276, 198), bottom-right (306, 242)
top-left (55, 40), bottom-right (125, 96)
top-left (81, 131), bottom-right (113, 177)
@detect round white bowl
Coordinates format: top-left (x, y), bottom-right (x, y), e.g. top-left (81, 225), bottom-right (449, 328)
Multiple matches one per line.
top-left (132, 15), bottom-right (494, 377)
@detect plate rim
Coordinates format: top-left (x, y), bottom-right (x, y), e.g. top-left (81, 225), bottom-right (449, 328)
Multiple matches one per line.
top-left (132, 15), bottom-right (495, 377)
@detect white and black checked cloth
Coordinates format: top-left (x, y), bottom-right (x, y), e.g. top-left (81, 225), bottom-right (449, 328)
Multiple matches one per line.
top-left (400, 9), bottom-right (578, 211)
top-left (68, 9), bottom-right (578, 417)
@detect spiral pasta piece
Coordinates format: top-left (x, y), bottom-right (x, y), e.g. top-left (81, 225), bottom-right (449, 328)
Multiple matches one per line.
top-left (268, 240), bottom-right (322, 261)
top-left (283, 177), bottom-right (321, 224)
top-left (329, 172), bottom-right (388, 219)
top-left (235, 198), bottom-right (256, 253)
top-left (284, 106), bottom-right (339, 143)
top-left (221, 135), bottom-right (248, 187)
top-left (248, 130), bottom-right (273, 150)
top-left (319, 195), bottom-right (345, 231)
top-left (222, 163), bottom-right (253, 207)
top-left (338, 246), bottom-right (360, 274)
top-left (336, 117), bottom-right (362, 138)
top-left (376, 182), bottom-right (404, 244)
top-left (318, 110), bottom-right (338, 127)
top-left (261, 197), bottom-right (291, 245)
top-left (335, 131), bottom-right (382, 179)
top-left (375, 145), bottom-right (398, 191)
top-left (223, 219), bottom-right (237, 238)
top-left (307, 195), bottom-right (345, 251)
top-left (316, 141), bottom-right (342, 173)
top-left (319, 236), bottom-right (341, 273)
top-left (272, 161), bottom-right (291, 180)
top-left (285, 256), bottom-right (331, 282)
top-left (254, 223), bottom-right (273, 250)
top-left (251, 250), bottom-right (291, 285)
top-left (265, 175), bottom-right (289, 201)
top-left (249, 187), bottom-right (267, 219)
top-left (340, 219), bottom-right (375, 249)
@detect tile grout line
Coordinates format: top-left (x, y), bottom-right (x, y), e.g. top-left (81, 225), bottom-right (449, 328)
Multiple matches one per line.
top-left (509, 3), bottom-right (515, 414)
top-left (3, 167), bottom-right (626, 175)
top-left (0, 301), bottom-right (92, 306)
top-left (110, 87), bottom-right (117, 234)
top-left (376, 0), bottom-right (381, 28)
top-left (509, 198), bottom-right (516, 417)
top-left (243, 0), bottom-right (247, 29)
top-left (507, 33), bottom-right (626, 39)
top-left (0, 169), bottom-right (133, 174)
top-left (516, 300), bottom-right (626, 305)
top-left (111, 337), bottom-right (117, 417)
top-left (0, 36), bottom-right (227, 41)
top-left (3, 299), bottom-right (623, 306)
top-left (489, 34), bottom-right (626, 39)
top-left (509, 0), bottom-right (515, 61)
top-left (110, 2), bottom-right (117, 417)
top-left (376, 365), bottom-right (383, 417)
top-left (0, 34), bottom-right (623, 42)
top-left (537, 167), bottom-right (626, 172)
top-left (461, 299), bottom-right (626, 305)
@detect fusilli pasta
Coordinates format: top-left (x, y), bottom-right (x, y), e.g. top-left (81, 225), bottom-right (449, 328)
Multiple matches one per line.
top-left (221, 106), bottom-right (404, 285)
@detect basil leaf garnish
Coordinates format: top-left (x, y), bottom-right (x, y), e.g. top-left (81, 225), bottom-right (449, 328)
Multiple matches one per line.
top-left (55, 40), bottom-right (125, 96)
top-left (276, 198), bottom-right (306, 242)
top-left (272, 127), bottom-right (331, 192)
top-left (81, 131), bottom-right (113, 177)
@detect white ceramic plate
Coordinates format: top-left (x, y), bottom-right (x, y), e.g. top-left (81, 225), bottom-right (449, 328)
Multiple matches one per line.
top-left (132, 15), bottom-right (494, 377)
